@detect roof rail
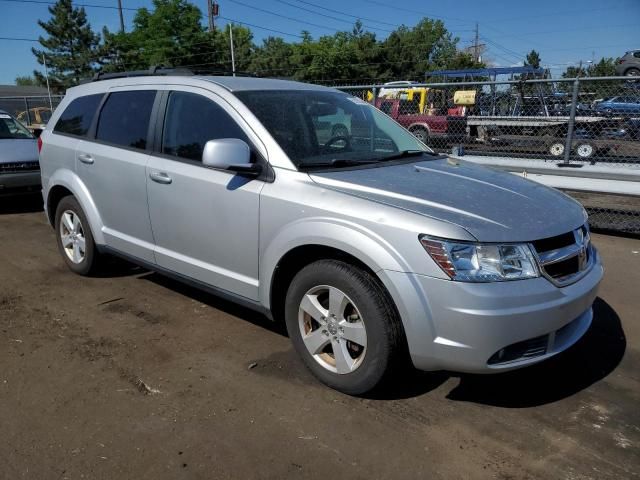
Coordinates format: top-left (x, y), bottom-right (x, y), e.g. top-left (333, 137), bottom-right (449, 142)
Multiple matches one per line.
top-left (83, 66), bottom-right (260, 83)
top-left (86, 66), bottom-right (192, 83)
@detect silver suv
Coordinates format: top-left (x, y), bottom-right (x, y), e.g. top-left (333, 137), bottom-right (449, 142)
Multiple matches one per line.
top-left (39, 72), bottom-right (603, 394)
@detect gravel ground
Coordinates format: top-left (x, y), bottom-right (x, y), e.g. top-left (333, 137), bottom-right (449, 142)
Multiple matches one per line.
top-left (1, 194), bottom-right (639, 479)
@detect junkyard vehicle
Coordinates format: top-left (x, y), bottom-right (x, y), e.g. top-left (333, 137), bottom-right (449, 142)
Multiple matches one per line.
top-left (594, 96), bottom-right (640, 116)
top-left (374, 97), bottom-right (467, 146)
top-left (39, 70), bottom-right (603, 394)
top-left (0, 110), bottom-right (40, 195)
top-left (615, 50), bottom-right (640, 77)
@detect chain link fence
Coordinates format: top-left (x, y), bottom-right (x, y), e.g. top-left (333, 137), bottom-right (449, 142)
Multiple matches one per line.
top-left (0, 95), bottom-right (64, 132)
top-left (337, 77), bottom-right (639, 234)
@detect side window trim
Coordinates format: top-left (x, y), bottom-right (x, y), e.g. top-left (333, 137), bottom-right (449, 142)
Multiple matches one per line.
top-left (87, 92), bottom-right (110, 140)
top-left (87, 90), bottom-right (160, 153)
top-left (153, 89), bottom-right (274, 182)
top-left (53, 93), bottom-right (105, 139)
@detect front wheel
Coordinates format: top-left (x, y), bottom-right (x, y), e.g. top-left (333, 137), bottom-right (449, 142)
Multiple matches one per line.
top-left (54, 196), bottom-right (101, 275)
top-left (284, 260), bottom-right (405, 395)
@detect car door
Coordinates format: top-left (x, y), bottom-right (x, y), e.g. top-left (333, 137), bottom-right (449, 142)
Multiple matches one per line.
top-left (146, 89), bottom-right (264, 301)
top-left (76, 88), bottom-right (158, 263)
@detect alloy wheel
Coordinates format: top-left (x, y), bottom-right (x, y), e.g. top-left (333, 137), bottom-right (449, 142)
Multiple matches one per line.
top-left (59, 210), bottom-right (86, 264)
top-left (298, 285), bottom-right (367, 374)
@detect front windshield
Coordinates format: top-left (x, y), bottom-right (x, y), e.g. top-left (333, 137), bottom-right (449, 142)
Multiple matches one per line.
top-left (0, 113), bottom-right (34, 139)
top-left (235, 90), bottom-right (431, 168)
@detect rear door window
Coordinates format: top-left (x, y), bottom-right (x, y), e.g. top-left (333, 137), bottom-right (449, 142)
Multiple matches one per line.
top-left (161, 91), bottom-right (249, 162)
top-left (53, 94), bottom-right (103, 137)
top-left (96, 90), bottom-right (156, 150)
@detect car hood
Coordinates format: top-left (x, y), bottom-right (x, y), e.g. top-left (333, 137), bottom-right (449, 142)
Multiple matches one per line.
top-left (0, 138), bottom-right (38, 164)
top-left (309, 157), bottom-right (586, 243)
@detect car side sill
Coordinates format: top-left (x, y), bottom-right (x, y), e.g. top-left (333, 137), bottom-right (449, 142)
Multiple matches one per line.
top-left (100, 245), bottom-right (273, 320)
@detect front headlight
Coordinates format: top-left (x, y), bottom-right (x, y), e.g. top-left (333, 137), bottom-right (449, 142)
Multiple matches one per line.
top-left (419, 235), bottom-right (540, 282)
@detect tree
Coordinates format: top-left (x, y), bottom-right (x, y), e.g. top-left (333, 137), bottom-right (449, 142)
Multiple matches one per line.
top-left (15, 76), bottom-right (40, 86)
top-left (380, 19), bottom-right (483, 80)
top-left (249, 37), bottom-right (294, 78)
top-left (32, 0), bottom-right (100, 90)
top-left (100, 0), bottom-right (220, 72)
top-left (525, 49), bottom-right (541, 69)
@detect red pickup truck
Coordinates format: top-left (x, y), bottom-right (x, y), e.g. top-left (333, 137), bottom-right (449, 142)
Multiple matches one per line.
top-left (375, 98), bottom-right (467, 147)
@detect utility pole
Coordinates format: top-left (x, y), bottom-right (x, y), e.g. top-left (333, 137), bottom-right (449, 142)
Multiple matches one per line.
top-left (207, 0), bottom-right (213, 32)
top-left (208, 1), bottom-right (219, 32)
top-left (117, 0), bottom-right (125, 33)
top-left (229, 23), bottom-right (236, 76)
top-left (42, 54), bottom-right (53, 112)
top-left (474, 22), bottom-right (479, 62)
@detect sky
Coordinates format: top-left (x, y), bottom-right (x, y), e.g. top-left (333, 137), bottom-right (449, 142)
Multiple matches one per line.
top-left (0, 0), bottom-right (639, 84)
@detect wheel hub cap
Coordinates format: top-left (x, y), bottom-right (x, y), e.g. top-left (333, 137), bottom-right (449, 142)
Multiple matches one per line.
top-left (298, 285), bottom-right (367, 375)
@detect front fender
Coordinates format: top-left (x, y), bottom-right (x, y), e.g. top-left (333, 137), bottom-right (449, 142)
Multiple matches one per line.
top-left (45, 169), bottom-right (105, 245)
top-left (259, 217), bottom-right (412, 308)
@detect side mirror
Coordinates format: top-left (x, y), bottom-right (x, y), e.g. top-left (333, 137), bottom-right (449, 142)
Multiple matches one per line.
top-left (202, 138), bottom-right (262, 176)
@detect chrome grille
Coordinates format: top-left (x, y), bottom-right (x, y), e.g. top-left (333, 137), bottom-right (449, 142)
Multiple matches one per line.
top-left (532, 225), bottom-right (593, 287)
top-left (0, 161), bottom-right (40, 173)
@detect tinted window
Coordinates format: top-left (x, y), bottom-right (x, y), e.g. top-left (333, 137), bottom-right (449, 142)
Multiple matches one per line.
top-left (54, 94), bottom-right (103, 136)
top-left (96, 91), bottom-right (156, 150)
top-left (162, 91), bottom-right (249, 161)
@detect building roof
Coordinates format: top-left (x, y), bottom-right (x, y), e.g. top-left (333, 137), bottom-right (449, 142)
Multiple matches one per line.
top-left (0, 85), bottom-right (50, 98)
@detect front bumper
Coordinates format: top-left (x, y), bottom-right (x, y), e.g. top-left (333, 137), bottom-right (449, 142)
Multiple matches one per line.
top-left (0, 171), bottom-right (42, 194)
top-left (379, 249), bottom-right (603, 373)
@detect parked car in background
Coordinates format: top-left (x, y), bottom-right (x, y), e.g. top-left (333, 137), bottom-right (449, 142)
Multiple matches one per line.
top-left (375, 97), bottom-right (467, 146)
top-left (0, 110), bottom-right (40, 195)
top-left (594, 96), bottom-right (640, 116)
top-left (615, 50), bottom-right (640, 77)
top-left (39, 72), bottom-right (602, 395)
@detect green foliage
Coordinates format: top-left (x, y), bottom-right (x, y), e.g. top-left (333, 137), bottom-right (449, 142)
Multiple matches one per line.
top-left (562, 57), bottom-right (617, 79)
top-left (31, 0), bottom-right (100, 91)
top-left (15, 76), bottom-right (40, 86)
top-left (32, 0), bottom-right (486, 85)
top-left (525, 50), bottom-right (541, 69)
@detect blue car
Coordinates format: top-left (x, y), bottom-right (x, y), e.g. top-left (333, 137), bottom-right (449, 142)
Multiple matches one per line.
top-left (595, 96), bottom-right (640, 116)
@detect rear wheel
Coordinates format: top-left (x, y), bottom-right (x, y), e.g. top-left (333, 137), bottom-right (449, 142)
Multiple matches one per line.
top-left (548, 141), bottom-right (565, 157)
top-left (410, 126), bottom-right (429, 144)
top-left (285, 260), bottom-right (404, 395)
top-left (54, 196), bottom-right (101, 275)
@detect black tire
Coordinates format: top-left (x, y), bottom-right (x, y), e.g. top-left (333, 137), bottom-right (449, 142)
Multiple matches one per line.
top-left (410, 127), bottom-right (429, 144)
top-left (284, 259), bottom-right (405, 395)
top-left (54, 195), bottom-right (101, 276)
top-left (625, 67), bottom-right (640, 78)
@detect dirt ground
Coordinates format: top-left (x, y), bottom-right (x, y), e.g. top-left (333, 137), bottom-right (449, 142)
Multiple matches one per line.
top-left (1, 194), bottom-right (639, 480)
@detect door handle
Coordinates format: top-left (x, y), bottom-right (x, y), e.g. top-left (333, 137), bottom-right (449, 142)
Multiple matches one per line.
top-left (149, 171), bottom-right (172, 184)
top-left (78, 153), bottom-right (94, 164)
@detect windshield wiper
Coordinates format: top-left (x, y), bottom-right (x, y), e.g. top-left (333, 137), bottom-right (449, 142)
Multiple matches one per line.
top-left (375, 150), bottom-right (441, 162)
top-left (300, 158), bottom-right (380, 169)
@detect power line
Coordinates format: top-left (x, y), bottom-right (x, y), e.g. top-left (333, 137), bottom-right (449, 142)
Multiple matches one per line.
top-left (219, 16), bottom-right (304, 38)
top-left (355, 0), bottom-right (473, 26)
top-left (284, 0), bottom-right (398, 27)
top-left (270, 0), bottom-right (394, 33)
top-left (0, 0), bottom-right (138, 10)
top-left (227, 0), bottom-right (344, 32)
